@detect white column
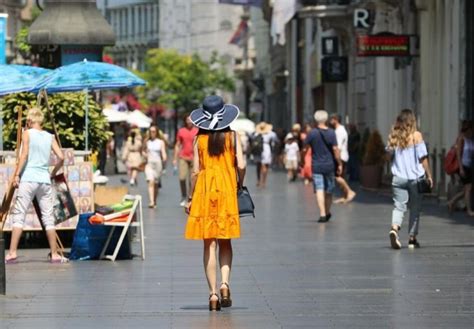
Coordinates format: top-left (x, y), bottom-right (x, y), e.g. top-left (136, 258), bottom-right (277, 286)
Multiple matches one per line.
top-left (290, 19), bottom-right (297, 124)
top-left (303, 17), bottom-right (314, 121)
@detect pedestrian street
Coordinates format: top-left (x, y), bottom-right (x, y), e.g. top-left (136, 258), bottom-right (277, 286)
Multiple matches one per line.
top-left (1, 168), bottom-right (473, 329)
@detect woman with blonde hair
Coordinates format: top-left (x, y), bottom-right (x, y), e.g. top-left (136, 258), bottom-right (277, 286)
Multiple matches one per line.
top-left (121, 128), bottom-right (144, 186)
top-left (5, 107), bottom-right (66, 263)
top-left (387, 109), bottom-right (433, 249)
top-left (144, 125), bottom-right (167, 208)
top-left (185, 95), bottom-right (246, 311)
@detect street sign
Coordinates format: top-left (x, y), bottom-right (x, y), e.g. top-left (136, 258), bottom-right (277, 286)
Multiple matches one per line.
top-left (354, 8), bottom-right (371, 28)
top-left (0, 14), bottom-right (8, 65)
top-left (322, 37), bottom-right (339, 56)
top-left (322, 56), bottom-right (348, 83)
top-left (357, 34), bottom-right (419, 57)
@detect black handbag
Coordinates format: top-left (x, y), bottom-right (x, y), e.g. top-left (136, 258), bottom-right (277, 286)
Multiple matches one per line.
top-left (413, 138), bottom-right (432, 194)
top-left (416, 176), bottom-right (432, 194)
top-left (234, 132), bottom-right (255, 218)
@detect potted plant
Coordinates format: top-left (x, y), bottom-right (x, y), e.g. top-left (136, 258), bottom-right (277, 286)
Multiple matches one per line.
top-left (360, 129), bottom-right (386, 189)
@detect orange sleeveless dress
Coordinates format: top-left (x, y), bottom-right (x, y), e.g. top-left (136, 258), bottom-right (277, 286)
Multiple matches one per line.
top-left (185, 133), bottom-right (241, 240)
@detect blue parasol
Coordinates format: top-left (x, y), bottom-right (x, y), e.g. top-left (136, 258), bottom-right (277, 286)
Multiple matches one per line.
top-left (0, 65), bottom-right (52, 150)
top-left (0, 64), bottom-right (51, 96)
top-left (34, 60), bottom-right (145, 93)
top-left (35, 60), bottom-right (146, 151)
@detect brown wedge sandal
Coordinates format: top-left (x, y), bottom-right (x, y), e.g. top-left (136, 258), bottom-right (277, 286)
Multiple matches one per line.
top-left (220, 283), bottom-right (232, 308)
top-left (209, 293), bottom-right (221, 311)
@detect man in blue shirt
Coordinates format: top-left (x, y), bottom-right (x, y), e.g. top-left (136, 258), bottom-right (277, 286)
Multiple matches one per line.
top-left (301, 110), bottom-right (342, 223)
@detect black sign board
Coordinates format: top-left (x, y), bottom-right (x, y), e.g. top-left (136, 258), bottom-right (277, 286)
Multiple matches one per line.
top-left (357, 34), bottom-right (419, 57)
top-left (322, 57), bottom-right (348, 83)
top-left (322, 37), bottom-right (339, 56)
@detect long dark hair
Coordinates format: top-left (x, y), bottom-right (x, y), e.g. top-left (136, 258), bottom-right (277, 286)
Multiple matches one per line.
top-left (199, 128), bottom-right (231, 157)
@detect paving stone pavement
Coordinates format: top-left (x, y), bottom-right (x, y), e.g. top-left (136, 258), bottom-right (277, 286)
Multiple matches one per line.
top-left (0, 167), bottom-right (473, 329)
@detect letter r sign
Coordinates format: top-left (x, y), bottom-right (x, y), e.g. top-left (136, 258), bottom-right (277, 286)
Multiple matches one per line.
top-left (354, 9), bottom-right (370, 29)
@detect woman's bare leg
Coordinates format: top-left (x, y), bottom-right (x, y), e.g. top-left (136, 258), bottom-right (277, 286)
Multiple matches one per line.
top-left (147, 180), bottom-right (155, 205)
top-left (261, 165), bottom-right (269, 188)
top-left (204, 239), bottom-right (218, 298)
top-left (45, 229), bottom-right (60, 259)
top-left (6, 227), bottom-right (23, 260)
top-left (218, 239), bottom-right (233, 285)
top-left (464, 184), bottom-right (474, 216)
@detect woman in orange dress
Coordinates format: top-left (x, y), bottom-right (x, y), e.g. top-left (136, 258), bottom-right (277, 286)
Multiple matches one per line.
top-left (185, 95), bottom-right (246, 311)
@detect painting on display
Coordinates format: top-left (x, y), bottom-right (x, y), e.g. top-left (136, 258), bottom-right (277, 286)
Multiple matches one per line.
top-left (0, 149), bottom-right (94, 231)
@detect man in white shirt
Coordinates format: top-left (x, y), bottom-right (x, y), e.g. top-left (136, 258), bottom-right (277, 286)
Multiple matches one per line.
top-left (330, 114), bottom-right (356, 203)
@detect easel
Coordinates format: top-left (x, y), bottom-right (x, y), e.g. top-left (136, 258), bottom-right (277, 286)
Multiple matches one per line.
top-left (0, 90), bottom-right (66, 257)
top-left (100, 195), bottom-right (145, 262)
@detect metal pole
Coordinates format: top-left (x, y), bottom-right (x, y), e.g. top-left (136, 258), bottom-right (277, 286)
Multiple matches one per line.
top-left (243, 6), bottom-right (250, 117)
top-left (85, 89), bottom-right (89, 152)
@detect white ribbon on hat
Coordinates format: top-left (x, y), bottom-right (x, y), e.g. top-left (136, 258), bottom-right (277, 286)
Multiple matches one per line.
top-left (194, 106), bottom-right (226, 129)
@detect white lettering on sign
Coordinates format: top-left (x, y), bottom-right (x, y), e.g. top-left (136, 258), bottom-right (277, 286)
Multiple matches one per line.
top-left (354, 9), bottom-right (370, 28)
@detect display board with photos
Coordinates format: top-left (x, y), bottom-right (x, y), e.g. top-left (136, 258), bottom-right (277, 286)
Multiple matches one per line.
top-left (0, 149), bottom-right (94, 231)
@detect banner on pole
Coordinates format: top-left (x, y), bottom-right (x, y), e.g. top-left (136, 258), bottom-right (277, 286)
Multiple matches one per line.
top-left (219, 0), bottom-right (262, 6)
top-left (0, 14), bottom-right (7, 65)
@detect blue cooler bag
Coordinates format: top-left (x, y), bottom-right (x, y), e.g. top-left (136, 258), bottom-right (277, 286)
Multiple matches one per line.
top-left (70, 213), bottom-right (132, 260)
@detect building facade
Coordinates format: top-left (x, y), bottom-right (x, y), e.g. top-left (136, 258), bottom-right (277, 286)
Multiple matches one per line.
top-left (0, 0), bottom-right (32, 63)
top-left (97, 0), bottom-right (159, 70)
top-left (159, 0), bottom-right (254, 111)
top-left (255, 0), bottom-right (466, 149)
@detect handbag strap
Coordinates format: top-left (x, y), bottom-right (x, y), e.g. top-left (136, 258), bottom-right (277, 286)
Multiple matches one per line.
top-left (317, 128), bottom-right (334, 155)
top-left (233, 131), bottom-right (242, 188)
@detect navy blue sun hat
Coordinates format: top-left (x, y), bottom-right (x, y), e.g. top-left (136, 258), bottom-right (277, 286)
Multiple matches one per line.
top-left (190, 95), bottom-right (240, 131)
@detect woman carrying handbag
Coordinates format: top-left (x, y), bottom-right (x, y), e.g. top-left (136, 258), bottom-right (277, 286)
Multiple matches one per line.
top-left (386, 109), bottom-right (433, 250)
top-left (184, 95), bottom-right (246, 311)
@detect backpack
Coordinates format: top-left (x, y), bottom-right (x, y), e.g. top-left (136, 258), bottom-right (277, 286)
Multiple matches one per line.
top-left (250, 134), bottom-right (264, 156)
top-left (444, 146), bottom-right (459, 175)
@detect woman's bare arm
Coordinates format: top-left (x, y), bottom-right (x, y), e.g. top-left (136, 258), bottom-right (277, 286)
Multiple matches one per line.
top-left (13, 131), bottom-right (30, 187)
top-left (236, 134), bottom-right (246, 186)
top-left (185, 138), bottom-right (200, 214)
top-left (161, 140), bottom-right (168, 163)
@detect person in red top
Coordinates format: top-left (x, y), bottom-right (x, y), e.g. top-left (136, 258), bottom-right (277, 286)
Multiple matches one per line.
top-left (173, 115), bottom-right (199, 206)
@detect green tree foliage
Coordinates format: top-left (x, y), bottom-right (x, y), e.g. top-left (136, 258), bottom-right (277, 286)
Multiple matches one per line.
top-left (0, 92), bottom-right (112, 151)
top-left (138, 49), bottom-right (235, 114)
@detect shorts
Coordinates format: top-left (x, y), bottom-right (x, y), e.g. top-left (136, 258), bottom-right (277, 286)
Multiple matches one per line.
top-left (285, 159), bottom-right (298, 170)
top-left (179, 158), bottom-right (193, 181)
top-left (313, 173), bottom-right (335, 194)
top-left (11, 182), bottom-right (55, 230)
top-left (145, 160), bottom-right (163, 182)
top-left (460, 166), bottom-right (472, 185)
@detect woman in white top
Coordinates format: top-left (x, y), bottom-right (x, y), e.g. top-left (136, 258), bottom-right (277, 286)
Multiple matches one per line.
top-left (6, 107), bottom-right (66, 264)
top-left (387, 109), bottom-right (433, 250)
top-left (144, 125), bottom-right (167, 208)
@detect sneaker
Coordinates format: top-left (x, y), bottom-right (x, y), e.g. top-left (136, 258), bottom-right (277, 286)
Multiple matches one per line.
top-left (408, 239), bottom-right (420, 249)
top-left (130, 179), bottom-right (136, 186)
top-left (180, 199), bottom-right (187, 207)
top-left (389, 229), bottom-right (402, 249)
